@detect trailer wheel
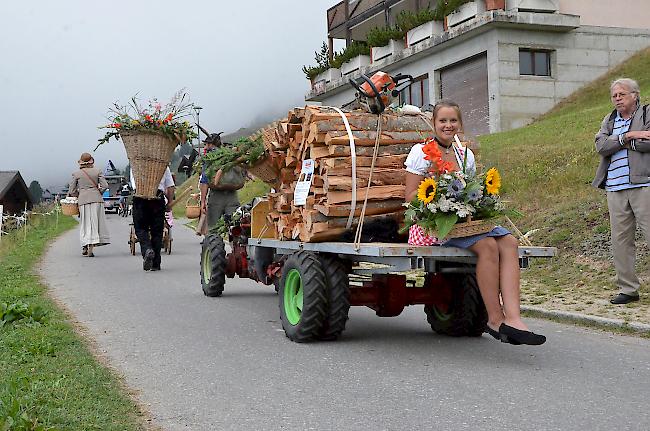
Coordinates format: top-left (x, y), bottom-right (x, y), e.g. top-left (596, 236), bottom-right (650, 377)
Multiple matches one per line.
top-left (318, 256), bottom-right (350, 341)
top-left (200, 234), bottom-right (226, 297)
top-left (279, 251), bottom-right (327, 342)
top-left (424, 273), bottom-right (487, 337)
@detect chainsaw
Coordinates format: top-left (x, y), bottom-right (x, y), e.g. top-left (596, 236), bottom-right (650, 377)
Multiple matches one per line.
top-left (348, 71), bottom-right (413, 114)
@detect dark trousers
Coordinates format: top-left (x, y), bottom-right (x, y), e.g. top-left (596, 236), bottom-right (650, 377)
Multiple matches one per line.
top-left (133, 196), bottom-right (165, 267)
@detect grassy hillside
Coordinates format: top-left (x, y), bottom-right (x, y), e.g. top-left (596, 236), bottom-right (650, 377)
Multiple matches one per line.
top-left (479, 48), bottom-right (650, 316)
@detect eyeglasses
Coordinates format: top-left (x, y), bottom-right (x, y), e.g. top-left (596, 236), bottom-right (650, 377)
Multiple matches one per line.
top-left (611, 92), bottom-right (632, 99)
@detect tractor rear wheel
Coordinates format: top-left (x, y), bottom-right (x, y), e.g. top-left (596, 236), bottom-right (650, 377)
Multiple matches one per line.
top-left (424, 273), bottom-right (487, 337)
top-left (279, 251), bottom-right (327, 343)
top-left (318, 255), bottom-right (350, 340)
top-left (200, 234), bottom-right (226, 297)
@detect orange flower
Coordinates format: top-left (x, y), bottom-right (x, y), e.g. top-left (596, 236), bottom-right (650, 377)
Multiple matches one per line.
top-left (439, 161), bottom-right (454, 173)
top-left (164, 113), bottom-right (173, 123)
top-left (145, 114), bottom-right (153, 122)
top-left (422, 138), bottom-right (442, 162)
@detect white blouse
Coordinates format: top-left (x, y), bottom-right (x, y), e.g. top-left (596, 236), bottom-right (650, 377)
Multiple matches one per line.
top-left (405, 143), bottom-right (476, 177)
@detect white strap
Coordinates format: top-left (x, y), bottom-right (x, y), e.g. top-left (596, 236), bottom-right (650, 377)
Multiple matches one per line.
top-left (325, 106), bottom-right (357, 229)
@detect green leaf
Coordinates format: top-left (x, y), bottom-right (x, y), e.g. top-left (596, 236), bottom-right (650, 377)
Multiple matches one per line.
top-left (434, 213), bottom-right (458, 240)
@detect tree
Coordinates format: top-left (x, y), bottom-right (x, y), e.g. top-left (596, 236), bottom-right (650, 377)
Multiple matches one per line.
top-left (28, 180), bottom-right (43, 203)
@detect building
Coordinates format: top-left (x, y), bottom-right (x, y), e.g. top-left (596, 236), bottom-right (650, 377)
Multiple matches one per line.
top-left (307, 0), bottom-right (650, 139)
top-left (0, 171), bottom-right (34, 215)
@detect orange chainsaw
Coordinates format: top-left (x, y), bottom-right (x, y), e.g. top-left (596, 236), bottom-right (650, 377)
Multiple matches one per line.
top-left (349, 71), bottom-right (413, 114)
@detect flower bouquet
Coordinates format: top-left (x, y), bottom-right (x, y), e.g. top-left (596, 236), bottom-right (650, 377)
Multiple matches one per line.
top-left (403, 137), bottom-right (518, 241)
top-left (97, 90), bottom-right (198, 199)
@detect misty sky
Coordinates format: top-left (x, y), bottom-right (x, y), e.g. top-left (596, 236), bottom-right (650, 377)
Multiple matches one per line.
top-left (0, 1), bottom-right (342, 189)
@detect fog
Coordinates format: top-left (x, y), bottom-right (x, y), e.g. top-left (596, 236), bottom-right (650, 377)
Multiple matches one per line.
top-left (0, 1), bottom-right (340, 190)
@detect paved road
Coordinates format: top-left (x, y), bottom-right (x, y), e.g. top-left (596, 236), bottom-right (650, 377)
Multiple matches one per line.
top-left (41, 214), bottom-right (650, 431)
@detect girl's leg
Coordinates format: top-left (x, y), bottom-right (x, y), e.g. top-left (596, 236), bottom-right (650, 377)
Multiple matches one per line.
top-left (468, 237), bottom-right (504, 329)
top-left (495, 235), bottom-right (528, 331)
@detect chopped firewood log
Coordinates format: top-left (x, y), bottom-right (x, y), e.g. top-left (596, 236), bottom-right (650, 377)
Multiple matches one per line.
top-left (314, 199), bottom-right (406, 217)
top-left (325, 185), bottom-right (405, 205)
top-left (310, 143), bottom-right (415, 159)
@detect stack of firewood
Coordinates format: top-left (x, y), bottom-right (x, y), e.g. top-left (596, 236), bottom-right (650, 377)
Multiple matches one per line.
top-left (254, 106), bottom-right (435, 242)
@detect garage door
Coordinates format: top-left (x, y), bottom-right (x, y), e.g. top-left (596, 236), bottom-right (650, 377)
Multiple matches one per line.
top-left (439, 54), bottom-right (489, 138)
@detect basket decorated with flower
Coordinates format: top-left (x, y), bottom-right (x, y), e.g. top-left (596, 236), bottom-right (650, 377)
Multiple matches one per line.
top-left (97, 91), bottom-right (197, 199)
top-left (403, 137), bottom-right (517, 242)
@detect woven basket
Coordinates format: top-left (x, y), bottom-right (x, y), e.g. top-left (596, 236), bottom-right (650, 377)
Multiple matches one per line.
top-left (121, 131), bottom-right (177, 199)
top-left (248, 154), bottom-right (281, 185)
top-left (185, 194), bottom-right (201, 219)
top-left (61, 202), bottom-right (79, 216)
top-left (447, 218), bottom-right (496, 239)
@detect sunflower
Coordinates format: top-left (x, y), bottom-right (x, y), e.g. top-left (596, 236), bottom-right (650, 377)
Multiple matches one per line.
top-left (485, 167), bottom-right (501, 195)
top-left (417, 177), bottom-right (437, 204)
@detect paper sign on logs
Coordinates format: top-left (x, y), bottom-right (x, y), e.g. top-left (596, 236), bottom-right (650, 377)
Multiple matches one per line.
top-left (251, 105), bottom-right (435, 243)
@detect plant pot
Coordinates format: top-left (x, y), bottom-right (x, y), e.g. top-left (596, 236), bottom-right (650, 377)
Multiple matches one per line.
top-left (371, 39), bottom-right (404, 62)
top-left (485, 0), bottom-right (505, 10)
top-left (447, 1), bottom-right (486, 28)
top-left (340, 55), bottom-right (371, 76)
top-left (315, 68), bottom-right (341, 84)
top-left (406, 20), bottom-right (444, 47)
top-left (505, 0), bottom-right (558, 12)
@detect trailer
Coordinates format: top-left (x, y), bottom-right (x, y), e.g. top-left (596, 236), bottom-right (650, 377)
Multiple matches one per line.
top-left (199, 206), bottom-right (556, 342)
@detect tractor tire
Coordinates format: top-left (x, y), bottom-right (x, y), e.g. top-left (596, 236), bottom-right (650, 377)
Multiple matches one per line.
top-left (424, 273), bottom-right (487, 337)
top-left (200, 234), bottom-right (226, 297)
top-left (279, 251), bottom-right (328, 343)
top-left (317, 255), bottom-right (350, 341)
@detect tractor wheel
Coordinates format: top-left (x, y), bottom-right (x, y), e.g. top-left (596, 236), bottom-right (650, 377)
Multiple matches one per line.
top-left (424, 273), bottom-right (487, 337)
top-left (279, 251), bottom-right (327, 343)
top-left (317, 255), bottom-right (350, 341)
top-left (200, 234), bottom-right (226, 297)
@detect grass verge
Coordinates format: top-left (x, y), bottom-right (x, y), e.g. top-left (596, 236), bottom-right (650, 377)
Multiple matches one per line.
top-left (0, 213), bottom-right (147, 430)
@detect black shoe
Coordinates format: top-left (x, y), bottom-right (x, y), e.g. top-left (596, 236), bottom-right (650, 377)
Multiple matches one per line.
top-left (610, 293), bottom-right (640, 304)
top-left (143, 249), bottom-right (154, 271)
top-left (151, 265), bottom-right (161, 271)
top-left (485, 325), bottom-right (521, 345)
top-left (499, 323), bottom-right (546, 346)
top-left (82, 246), bottom-right (88, 256)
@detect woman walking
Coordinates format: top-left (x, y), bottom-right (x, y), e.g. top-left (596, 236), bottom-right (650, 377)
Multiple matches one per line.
top-left (68, 152), bottom-right (111, 256)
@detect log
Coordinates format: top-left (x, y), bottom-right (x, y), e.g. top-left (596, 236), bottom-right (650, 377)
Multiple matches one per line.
top-left (325, 185), bottom-right (405, 205)
top-left (324, 130), bottom-right (427, 146)
top-left (323, 168), bottom-right (406, 191)
top-left (320, 155), bottom-right (408, 170)
top-left (314, 199), bottom-right (405, 217)
top-left (311, 143), bottom-right (415, 159)
top-left (309, 116), bottom-right (433, 134)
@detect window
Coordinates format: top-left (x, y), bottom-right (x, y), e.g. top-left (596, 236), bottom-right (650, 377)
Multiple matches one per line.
top-left (399, 74), bottom-right (429, 108)
top-left (519, 49), bottom-right (551, 76)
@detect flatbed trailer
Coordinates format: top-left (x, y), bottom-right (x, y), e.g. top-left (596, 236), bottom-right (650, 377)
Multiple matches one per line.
top-left (200, 222), bottom-right (556, 342)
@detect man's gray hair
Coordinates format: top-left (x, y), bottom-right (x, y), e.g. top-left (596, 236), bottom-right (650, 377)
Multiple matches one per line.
top-left (611, 78), bottom-right (640, 95)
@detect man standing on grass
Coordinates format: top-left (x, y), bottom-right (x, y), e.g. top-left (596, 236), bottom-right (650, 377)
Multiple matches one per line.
top-left (593, 78), bottom-right (650, 304)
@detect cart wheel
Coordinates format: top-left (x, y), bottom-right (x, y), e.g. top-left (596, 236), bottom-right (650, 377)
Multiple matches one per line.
top-left (129, 226), bottom-right (137, 256)
top-left (424, 273), bottom-right (487, 337)
top-left (317, 255), bottom-right (350, 341)
top-left (279, 251), bottom-right (327, 343)
top-left (200, 234), bottom-right (226, 297)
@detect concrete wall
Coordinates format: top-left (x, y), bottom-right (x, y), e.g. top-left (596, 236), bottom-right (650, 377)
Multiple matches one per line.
top-left (497, 26), bottom-right (650, 130)
top-left (559, 0), bottom-right (650, 29)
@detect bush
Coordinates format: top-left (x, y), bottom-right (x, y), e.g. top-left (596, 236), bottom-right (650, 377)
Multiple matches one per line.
top-left (302, 41), bottom-right (331, 81)
top-left (330, 41), bottom-right (370, 69)
top-left (366, 26), bottom-right (404, 47)
top-left (396, 8), bottom-right (437, 33)
top-left (433, 0), bottom-right (473, 20)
